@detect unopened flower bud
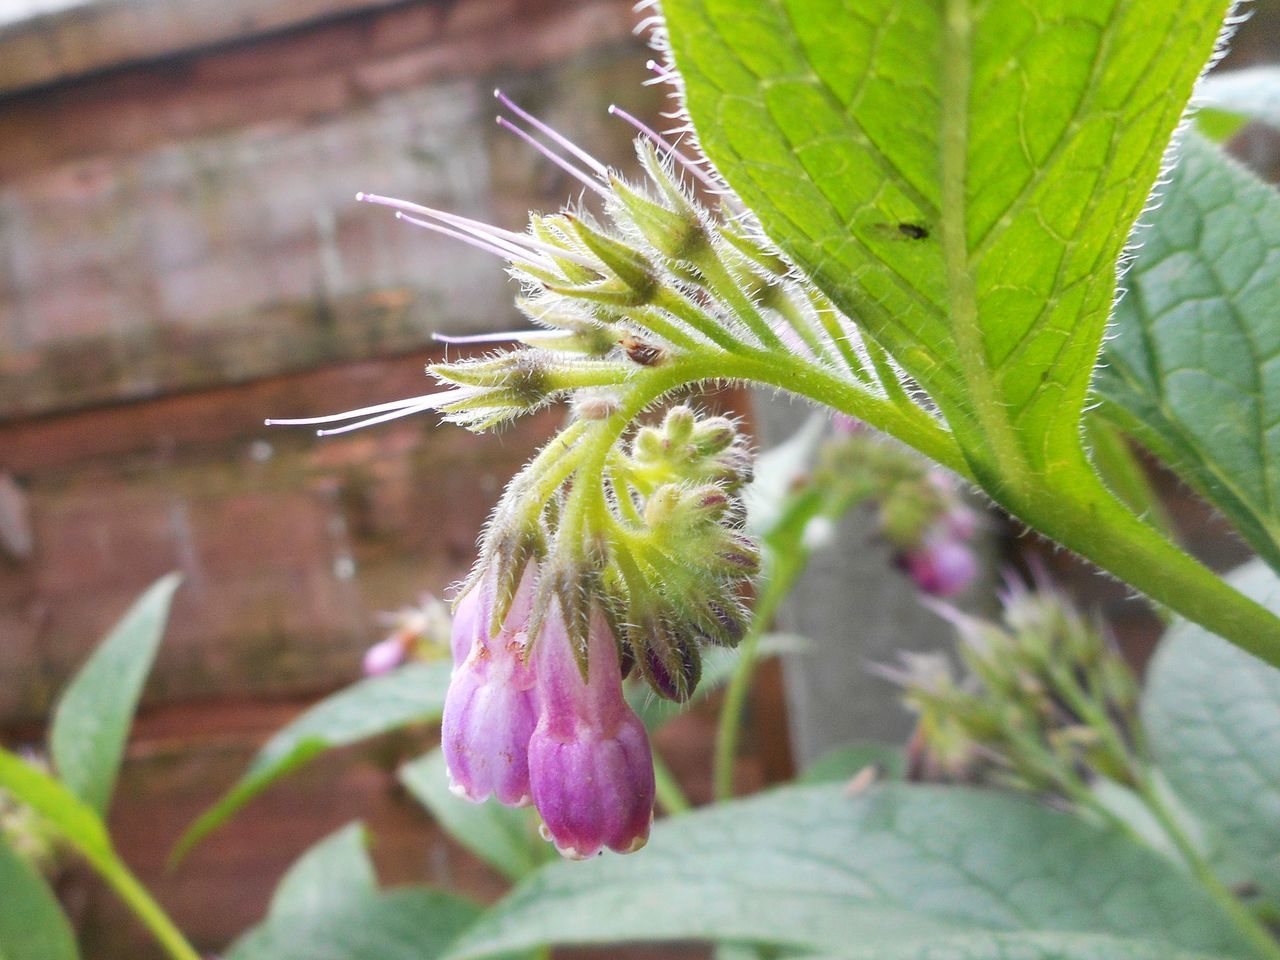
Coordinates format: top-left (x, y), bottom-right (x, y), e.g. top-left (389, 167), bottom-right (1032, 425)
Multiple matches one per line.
top-left (565, 215), bottom-right (657, 305)
top-left (628, 611), bottom-right (703, 702)
top-left (611, 177), bottom-right (708, 262)
top-left (528, 602), bottom-right (654, 858)
top-left (362, 635), bottom-right (408, 676)
top-left (661, 406), bottom-right (696, 445)
top-left (691, 416), bottom-right (736, 454)
top-left (896, 535), bottom-right (977, 597)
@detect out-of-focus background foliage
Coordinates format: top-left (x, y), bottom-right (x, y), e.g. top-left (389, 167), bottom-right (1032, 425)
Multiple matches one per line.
top-left (0, 0), bottom-right (1274, 956)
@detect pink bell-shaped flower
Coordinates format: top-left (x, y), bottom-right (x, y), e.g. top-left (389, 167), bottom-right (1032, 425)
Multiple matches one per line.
top-left (441, 572), bottom-right (539, 807)
top-left (528, 601), bottom-right (655, 859)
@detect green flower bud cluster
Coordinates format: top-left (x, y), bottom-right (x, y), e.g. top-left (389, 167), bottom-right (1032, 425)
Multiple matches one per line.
top-left (277, 97), bottom-right (916, 708)
top-left (815, 427), bottom-right (973, 553)
top-left (471, 404), bottom-right (755, 703)
top-left (884, 570), bottom-right (1143, 798)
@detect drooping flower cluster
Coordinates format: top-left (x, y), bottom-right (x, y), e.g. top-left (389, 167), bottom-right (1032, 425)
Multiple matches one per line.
top-left (267, 90), bottom-right (949, 858)
top-left (442, 570), bottom-right (655, 857)
top-left (439, 402), bottom-right (754, 857)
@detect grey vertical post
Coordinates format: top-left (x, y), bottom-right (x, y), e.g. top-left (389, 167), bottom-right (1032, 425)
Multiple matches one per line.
top-left (752, 395), bottom-right (997, 769)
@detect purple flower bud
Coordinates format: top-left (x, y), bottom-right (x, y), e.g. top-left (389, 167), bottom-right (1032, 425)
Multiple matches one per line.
top-left (362, 636), bottom-right (407, 677)
top-left (899, 535), bottom-right (978, 598)
top-left (528, 603), bottom-right (655, 859)
top-left (441, 572), bottom-right (539, 807)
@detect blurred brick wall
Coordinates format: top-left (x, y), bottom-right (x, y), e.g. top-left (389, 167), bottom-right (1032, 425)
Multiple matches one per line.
top-left (0, 2), bottom-right (784, 956)
top-left (0, 0), bottom-right (652, 722)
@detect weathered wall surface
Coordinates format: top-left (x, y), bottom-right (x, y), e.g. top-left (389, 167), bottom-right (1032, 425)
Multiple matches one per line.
top-left (0, 0), bottom-right (654, 723)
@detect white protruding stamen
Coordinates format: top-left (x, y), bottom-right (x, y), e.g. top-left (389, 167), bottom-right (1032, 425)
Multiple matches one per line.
top-left (495, 116), bottom-right (609, 198)
top-left (357, 192), bottom-right (598, 269)
top-left (265, 389), bottom-right (478, 436)
top-left (265, 392), bottom-right (449, 427)
top-left (315, 400), bottom-right (447, 436)
top-left (494, 89), bottom-right (610, 177)
top-left (607, 104), bottom-right (722, 194)
top-left (433, 330), bottom-right (556, 345)
top-left (395, 212), bottom-right (551, 269)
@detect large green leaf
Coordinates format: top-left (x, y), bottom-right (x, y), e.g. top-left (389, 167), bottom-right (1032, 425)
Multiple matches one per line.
top-left (49, 573), bottom-right (181, 816)
top-left (664, 0), bottom-right (1225, 482)
top-left (660, 0), bottom-right (1280, 669)
top-left (227, 822), bottom-right (480, 960)
top-left (445, 783), bottom-right (1250, 960)
top-left (807, 933), bottom-right (1232, 960)
top-left (174, 662), bottom-right (451, 862)
top-left (399, 748), bottom-right (547, 882)
top-left (1095, 135), bottom-right (1280, 572)
top-left (0, 841), bottom-right (79, 960)
top-left (1144, 560), bottom-right (1280, 901)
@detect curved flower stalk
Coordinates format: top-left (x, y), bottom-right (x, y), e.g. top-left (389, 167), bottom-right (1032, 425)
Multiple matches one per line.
top-left (268, 92), bottom-right (966, 857)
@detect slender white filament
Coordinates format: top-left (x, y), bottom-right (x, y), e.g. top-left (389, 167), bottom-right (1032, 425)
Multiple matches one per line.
top-left (494, 89), bottom-right (610, 177)
top-left (606, 104), bottom-right (722, 194)
top-left (495, 116), bottom-right (609, 199)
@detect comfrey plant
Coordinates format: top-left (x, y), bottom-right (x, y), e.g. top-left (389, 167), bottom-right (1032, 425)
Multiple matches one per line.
top-left (273, 0), bottom-right (1280, 864)
top-left (10, 3), bottom-right (1280, 960)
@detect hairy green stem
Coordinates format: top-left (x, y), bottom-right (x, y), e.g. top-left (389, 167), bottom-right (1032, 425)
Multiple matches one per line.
top-left (743, 344), bottom-right (1280, 669)
top-left (1018, 466), bottom-right (1280, 671)
top-left (1136, 773), bottom-right (1280, 960)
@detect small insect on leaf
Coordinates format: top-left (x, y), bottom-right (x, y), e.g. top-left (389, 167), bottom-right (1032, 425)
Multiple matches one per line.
top-left (868, 222), bottom-right (930, 242)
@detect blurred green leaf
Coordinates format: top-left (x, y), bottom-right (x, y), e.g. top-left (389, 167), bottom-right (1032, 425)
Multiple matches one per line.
top-left (796, 743), bottom-right (904, 785)
top-left (0, 749), bottom-right (112, 866)
top-left (0, 841), bottom-right (79, 960)
top-left (174, 661), bottom-right (451, 863)
top-left (227, 822), bottom-right (480, 960)
top-left (796, 934), bottom-right (1235, 960)
top-left (1144, 560), bottom-right (1280, 901)
top-left (446, 783), bottom-right (1249, 960)
top-left (1096, 136), bottom-right (1280, 572)
top-left (1198, 66), bottom-right (1280, 133)
top-left (399, 748), bottom-right (546, 882)
top-left (49, 573), bottom-right (181, 816)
